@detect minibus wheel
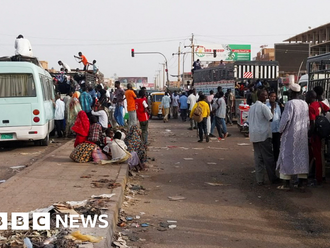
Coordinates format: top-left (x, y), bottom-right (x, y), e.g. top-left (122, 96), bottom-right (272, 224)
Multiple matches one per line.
top-left (40, 133), bottom-right (50, 146)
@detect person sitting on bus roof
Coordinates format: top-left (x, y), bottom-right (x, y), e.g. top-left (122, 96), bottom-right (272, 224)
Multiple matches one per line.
top-left (58, 60), bottom-right (71, 72)
top-left (15, 34), bottom-right (33, 57)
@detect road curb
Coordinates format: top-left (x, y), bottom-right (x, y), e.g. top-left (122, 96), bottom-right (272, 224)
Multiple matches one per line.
top-left (96, 163), bottom-right (128, 248)
top-left (0, 139), bottom-right (129, 247)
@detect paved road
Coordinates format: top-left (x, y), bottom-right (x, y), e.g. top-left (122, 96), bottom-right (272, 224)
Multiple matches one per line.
top-left (118, 118), bottom-right (330, 248)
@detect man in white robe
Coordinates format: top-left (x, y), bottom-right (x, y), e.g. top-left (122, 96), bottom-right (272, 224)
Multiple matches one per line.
top-left (276, 84), bottom-right (309, 190)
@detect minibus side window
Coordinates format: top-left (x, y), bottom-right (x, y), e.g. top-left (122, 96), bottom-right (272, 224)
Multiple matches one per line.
top-left (0, 74), bottom-right (36, 97)
top-left (47, 78), bottom-right (54, 100)
top-left (40, 75), bottom-right (48, 101)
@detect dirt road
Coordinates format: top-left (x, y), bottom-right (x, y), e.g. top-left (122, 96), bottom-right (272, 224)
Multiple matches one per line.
top-left (117, 119), bottom-right (330, 248)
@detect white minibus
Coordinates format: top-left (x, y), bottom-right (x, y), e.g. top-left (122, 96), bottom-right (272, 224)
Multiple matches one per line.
top-left (0, 56), bottom-right (54, 146)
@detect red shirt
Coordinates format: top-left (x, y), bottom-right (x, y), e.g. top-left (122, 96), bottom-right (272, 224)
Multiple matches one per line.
top-left (136, 97), bottom-right (149, 122)
top-left (309, 101), bottom-right (330, 121)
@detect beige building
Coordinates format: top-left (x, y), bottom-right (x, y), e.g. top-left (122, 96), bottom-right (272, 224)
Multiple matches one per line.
top-left (255, 48), bottom-right (275, 61)
top-left (284, 22), bottom-right (330, 56)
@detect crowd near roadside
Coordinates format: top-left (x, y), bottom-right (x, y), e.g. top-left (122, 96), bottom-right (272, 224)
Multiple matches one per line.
top-left (15, 34), bottom-right (330, 191)
top-left (53, 60), bottom-right (238, 170)
top-left (248, 83), bottom-right (330, 190)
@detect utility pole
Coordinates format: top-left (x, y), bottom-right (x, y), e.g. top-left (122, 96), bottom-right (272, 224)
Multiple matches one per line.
top-left (191, 33), bottom-right (194, 66)
top-left (157, 70), bottom-right (161, 90)
top-left (184, 33), bottom-right (195, 72)
top-left (178, 45), bottom-right (181, 83)
top-left (159, 63), bottom-right (165, 89)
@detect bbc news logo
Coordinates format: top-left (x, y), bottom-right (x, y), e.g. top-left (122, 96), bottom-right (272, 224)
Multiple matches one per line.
top-left (0, 213), bottom-right (109, 230)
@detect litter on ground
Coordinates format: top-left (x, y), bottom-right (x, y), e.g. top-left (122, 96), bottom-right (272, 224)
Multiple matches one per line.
top-left (168, 196), bottom-right (186, 201)
top-left (10, 165), bottom-right (26, 170)
top-left (207, 146), bottom-right (229, 150)
top-left (205, 182), bottom-right (231, 186)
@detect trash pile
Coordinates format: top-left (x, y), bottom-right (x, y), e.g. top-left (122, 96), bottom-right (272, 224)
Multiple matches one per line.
top-left (112, 177), bottom-right (179, 248)
top-left (0, 228), bottom-right (76, 248)
top-left (0, 194), bottom-right (115, 248)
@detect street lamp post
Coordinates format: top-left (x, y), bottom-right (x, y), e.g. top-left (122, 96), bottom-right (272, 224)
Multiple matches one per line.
top-left (159, 63), bottom-right (165, 89)
top-left (132, 51), bottom-right (170, 88)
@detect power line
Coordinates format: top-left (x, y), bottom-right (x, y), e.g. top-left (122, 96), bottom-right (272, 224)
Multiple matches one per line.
top-left (195, 33), bottom-right (295, 38)
top-left (0, 33), bottom-right (188, 44)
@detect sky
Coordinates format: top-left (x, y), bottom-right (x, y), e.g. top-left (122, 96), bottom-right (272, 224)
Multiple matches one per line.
top-left (1, 0), bottom-right (330, 86)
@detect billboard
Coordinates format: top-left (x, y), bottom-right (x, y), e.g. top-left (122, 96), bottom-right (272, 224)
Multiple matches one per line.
top-left (195, 44), bottom-right (251, 62)
top-left (117, 77), bottom-right (148, 89)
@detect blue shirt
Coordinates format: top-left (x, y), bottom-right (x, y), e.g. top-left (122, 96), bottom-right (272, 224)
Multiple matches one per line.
top-left (266, 102), bottom-right (281, 133)
top-left (88, 89), bottom-right (96, 99)
top-left (80, 91), bottom-right (93, 113)
top-left (179, 95), bottom-right (188, 109)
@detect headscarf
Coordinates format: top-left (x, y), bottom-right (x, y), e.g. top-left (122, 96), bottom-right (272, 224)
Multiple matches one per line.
top-left (67, 95), bottom-right (82, 126)
top-left (124, 125), bottom-right (147, 163)
top-left (71, 111), bottom-right (90, 137)
top-left (72, 91), bottom-right (80, 99)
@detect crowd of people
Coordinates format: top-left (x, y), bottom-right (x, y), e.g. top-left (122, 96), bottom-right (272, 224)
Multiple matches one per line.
top-left (52, 56), bottom-right (150, 169)
top-left (159, 87), bottom-right (233, 142)
top-left (248, 83), bottom-right (330, 190)
top-left (50, 48), bottom-right (330, 185)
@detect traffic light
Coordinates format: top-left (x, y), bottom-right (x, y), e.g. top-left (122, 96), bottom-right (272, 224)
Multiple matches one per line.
top-left (213, 49), bottom-right (217, 58)
top-left (131, 49), bottom-right (135, 57)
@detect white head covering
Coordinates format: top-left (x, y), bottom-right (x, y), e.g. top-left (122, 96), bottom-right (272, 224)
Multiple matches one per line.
top-left (289, 83), bottom-right (301, 92)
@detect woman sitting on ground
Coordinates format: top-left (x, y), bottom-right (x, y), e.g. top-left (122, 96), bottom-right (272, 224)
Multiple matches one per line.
top-left (124, 125), bottom-right (147, 168)
top-left (87, 116), bottom-right (103, 146)
top-left (71, 111), bottom-right (90, 147)
top-left (102, 131), bottom-right (143, 170)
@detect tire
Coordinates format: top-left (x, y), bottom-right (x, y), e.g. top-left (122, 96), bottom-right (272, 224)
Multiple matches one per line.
top-left (39, 133), bottom-right (50, 146)
top-left (158, 114), bottom-right (162, 120)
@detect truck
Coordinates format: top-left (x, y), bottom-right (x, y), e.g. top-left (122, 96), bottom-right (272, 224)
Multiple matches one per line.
top-left (51, 70), bottom-right (104, 95)
top-left (307, 52), bottom-right (330, 99)
top-left (193, 61), bottom-right (279, 94)
top-left (192, 60), bottom-right (279, 134)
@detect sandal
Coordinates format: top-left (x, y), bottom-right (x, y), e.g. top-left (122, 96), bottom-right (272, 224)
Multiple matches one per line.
top-left (277, 185), bottom-right (290, 191)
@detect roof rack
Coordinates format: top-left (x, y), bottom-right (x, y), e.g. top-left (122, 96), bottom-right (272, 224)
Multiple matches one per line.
top-left (0, 55), bottom-right (41, 67)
